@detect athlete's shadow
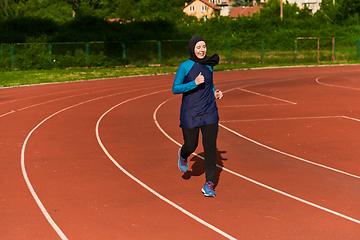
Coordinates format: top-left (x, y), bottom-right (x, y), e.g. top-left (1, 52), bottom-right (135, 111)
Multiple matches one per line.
top-left (182, 149), bottom-right (227, 187)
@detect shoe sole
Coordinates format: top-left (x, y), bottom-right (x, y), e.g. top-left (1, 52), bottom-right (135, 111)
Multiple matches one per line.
top-left (201, 188), bottom-right (215, 197)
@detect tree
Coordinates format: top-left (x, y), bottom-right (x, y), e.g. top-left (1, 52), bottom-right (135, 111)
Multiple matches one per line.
top-left (313, 0), bottom-right (338, 24)
top-left (234, 0), bottom-right (253, 6)
top-left (336, 0), bottom-right (360, 23)
top-left (0, 0), bottom-right (11, 20)
top-left (0, 0), bottom-right (26, 20)
top-left (63, 0), bottom-right (81, 17)
top-left (133, 0), bottom-right (187, 20)
top-left (114, 0), bottom-right (134, 21)
top-left (5, 0), bottom-right (72, 22)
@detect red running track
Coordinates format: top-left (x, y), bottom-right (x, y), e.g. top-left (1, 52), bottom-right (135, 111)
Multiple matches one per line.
top-left (1, 65), bottom-right (360, 239)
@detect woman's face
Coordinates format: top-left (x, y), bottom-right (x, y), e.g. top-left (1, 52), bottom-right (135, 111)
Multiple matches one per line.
top-left (194, 41), bottom-right (207, 59)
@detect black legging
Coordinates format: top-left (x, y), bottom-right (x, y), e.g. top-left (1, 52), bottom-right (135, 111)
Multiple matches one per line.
top-left (180, 122), bottom-right (218, 182)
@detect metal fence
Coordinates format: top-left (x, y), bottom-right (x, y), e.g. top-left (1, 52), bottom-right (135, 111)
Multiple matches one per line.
top-left (1, 38), bottom-right (360, 70)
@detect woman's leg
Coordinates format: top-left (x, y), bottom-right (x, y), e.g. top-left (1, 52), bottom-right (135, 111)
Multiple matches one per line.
top-left (180, 124), bottom-right (199, 159)
top-left (201, 122), bottom-right (218, 183)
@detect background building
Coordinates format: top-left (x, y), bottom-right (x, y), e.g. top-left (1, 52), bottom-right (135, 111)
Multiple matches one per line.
top-left (183, 0), bottom-right (321, 20)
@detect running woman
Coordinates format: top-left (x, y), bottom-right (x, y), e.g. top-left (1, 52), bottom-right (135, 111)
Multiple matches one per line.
top-left (172, 35), bottom-right (223, 197)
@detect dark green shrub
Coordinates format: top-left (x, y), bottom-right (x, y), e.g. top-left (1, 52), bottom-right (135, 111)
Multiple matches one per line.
top-left (14, 43), bottom-right (51, 70)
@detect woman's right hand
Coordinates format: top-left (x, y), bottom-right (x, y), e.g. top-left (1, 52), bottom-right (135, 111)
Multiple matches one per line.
top-left (195, 72), bottom-right (205, 85)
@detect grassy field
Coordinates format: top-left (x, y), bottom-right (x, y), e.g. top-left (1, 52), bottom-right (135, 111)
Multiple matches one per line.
top-left (0, 62), bottom-right (359, 88)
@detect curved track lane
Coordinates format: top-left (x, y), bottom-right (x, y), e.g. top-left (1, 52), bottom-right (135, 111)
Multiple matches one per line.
top-left (1, 65), bottom-right (360, 239)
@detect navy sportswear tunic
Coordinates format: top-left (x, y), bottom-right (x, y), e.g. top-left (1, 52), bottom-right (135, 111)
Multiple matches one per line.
top-left (172, 59), bottom-right (219, 129)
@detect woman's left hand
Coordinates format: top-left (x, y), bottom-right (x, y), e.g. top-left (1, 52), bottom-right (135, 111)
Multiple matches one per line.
top-left (214, 89), bottom-right (223, 99)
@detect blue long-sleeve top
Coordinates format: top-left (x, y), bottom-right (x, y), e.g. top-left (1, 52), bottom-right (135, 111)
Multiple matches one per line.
top-left (172, 60), bottom-right (219, 129)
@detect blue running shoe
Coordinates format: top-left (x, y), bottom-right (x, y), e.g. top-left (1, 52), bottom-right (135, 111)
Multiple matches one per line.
top-left (178, 148), bottom-right (188, 172)
top-left (201, 181), bottom-right (215, 197)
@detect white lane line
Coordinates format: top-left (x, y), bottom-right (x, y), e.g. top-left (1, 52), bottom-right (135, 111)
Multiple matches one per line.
top-left (219, 85), bottom-right (296, 108)
top-left (154, 99), bottom-right (360, 225)
top-left (219, 123), bottom-right (360, 180)
top-left (0, 110), bottom-right (17, 118)
top-left (21, 109), bottom-right (73, 240)
top-left (222, 87), bottom-right (296, 106)
top-left (20, 87), bottom-right (168, 240)
top-left (342, 116), bottom-right (360, 122)
top-left (220, 116), bottom-right (342, 122)
top-left (238, 88), bottom-right (297, 105)
top-left (0, 75), bottom-right (166, 105)
top-left (221, 103), bottom-right (290, 108)
top-left (316, 77), bottom-right (360, 90)
top-left (0, 82), bottom-right (163, 119)
top-left (96, 95), bottom-right (237, 240)
top-left (153, 98), bottom-right (182, 147)
top-left (343, 116), bottom-right (360, 122)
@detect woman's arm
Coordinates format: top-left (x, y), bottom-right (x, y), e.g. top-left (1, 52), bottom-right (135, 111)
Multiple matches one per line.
top-left (214, 89), bottom-right (223, 99)
top-left (172, 64), bottom-right (198, 94)
top-left (212, 80), bottom-right (223, 99)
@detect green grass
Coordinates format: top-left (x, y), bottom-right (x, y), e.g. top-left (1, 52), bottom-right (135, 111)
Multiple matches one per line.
top-left (1, 61), bottom-right (360, 88)
top-left (0, 66), bottom-right (179, 88)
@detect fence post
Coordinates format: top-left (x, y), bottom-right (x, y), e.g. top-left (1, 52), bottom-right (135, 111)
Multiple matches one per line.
top-left (122, 42), bottom-right (126, 61)
top-left (333, 37), bottom-right (336, 61)
top-left (294, 39), bottom-right (297, 63)
top-left (317, 38), bottom-right (320, 63)
top-left (358, 38), bottom-right (360, 60)
top-left (227, 39), bottom-right (231, 64)
top-left (10, 43), bottom-right (15, 70)
top-left (157, 40), bottom-right (162, 65)
top-left (85, 42), bottom-right (90, 64)
top-left (0, 43), bottom-right (3, 62)
top-left (48, 43), bottom-right (52, 63)
top-left (261, 39), bottom-right (264, 63)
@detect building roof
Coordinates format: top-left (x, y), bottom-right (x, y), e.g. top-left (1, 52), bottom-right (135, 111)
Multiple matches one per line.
top-left (108, 18), bottom-right (121, 23)
top-left (217, 0), bottom-right (232, 6)
top-left (183, 0), bottom-right (221, 10)
top-left (229, 6), bottom-right (262, 18)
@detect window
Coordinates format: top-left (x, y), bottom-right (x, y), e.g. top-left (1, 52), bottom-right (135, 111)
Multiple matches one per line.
top-left (201, 6), bottom-right (207, 11)
top-left (210, 0), bottom-right (215, 3)
top-left (190, 6), bottom-right (194, 11)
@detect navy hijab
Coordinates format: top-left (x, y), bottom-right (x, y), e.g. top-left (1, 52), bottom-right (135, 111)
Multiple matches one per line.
top-left (188, 35), bottom-right (219, 67)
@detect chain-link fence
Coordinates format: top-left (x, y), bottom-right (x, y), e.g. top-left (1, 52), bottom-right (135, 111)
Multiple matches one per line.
top-left (1, 38), bottom-right (359, 70)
